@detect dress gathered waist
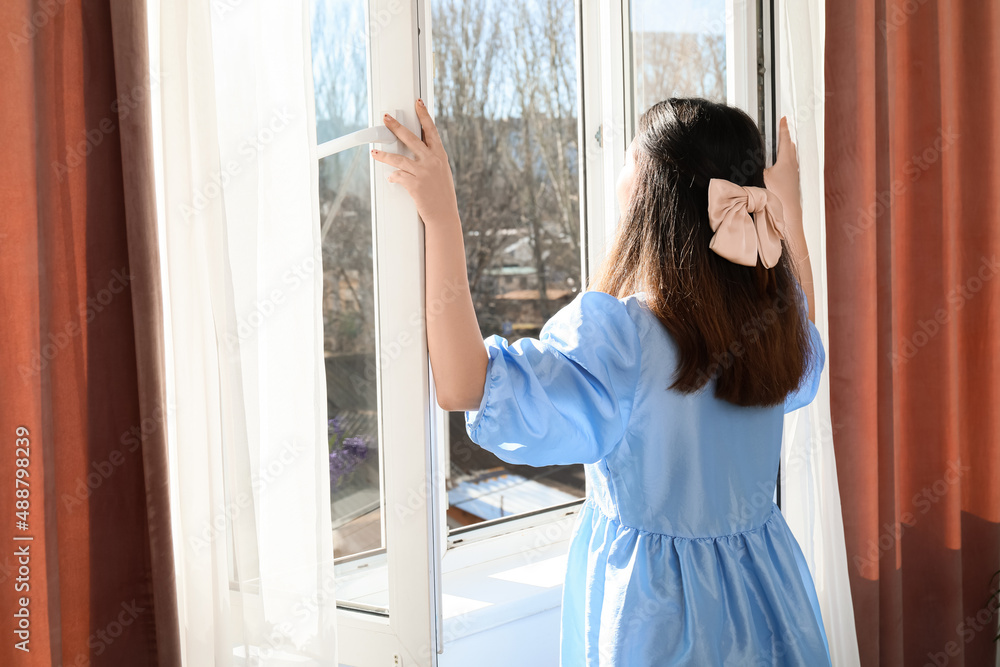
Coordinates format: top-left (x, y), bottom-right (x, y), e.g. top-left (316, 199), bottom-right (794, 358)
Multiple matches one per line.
top-left (582, 494), bottom-right (780, 541)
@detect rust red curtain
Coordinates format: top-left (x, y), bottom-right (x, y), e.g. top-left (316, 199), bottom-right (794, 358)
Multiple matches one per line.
top-left (0, 1), bottom-right (178, 665)
top-left (826, 1), bottom-right (1000, 665)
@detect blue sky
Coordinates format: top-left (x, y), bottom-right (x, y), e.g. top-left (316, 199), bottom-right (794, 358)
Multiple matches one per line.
top-left (631, 0), bottom-right (727, 35)
top-left (311, 0), bottom-right (728, 139)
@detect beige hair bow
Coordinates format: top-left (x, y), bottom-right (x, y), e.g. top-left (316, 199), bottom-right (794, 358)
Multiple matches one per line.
top-left (706, 178), bottom-right (787, 269)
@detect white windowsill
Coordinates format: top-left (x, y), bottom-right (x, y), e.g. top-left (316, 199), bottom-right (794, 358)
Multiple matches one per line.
top-left (334, 503), bottom-right (582, 643)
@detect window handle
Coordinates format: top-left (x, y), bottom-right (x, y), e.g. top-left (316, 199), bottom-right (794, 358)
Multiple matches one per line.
top-left (317, 110), bottom-right (400, 159)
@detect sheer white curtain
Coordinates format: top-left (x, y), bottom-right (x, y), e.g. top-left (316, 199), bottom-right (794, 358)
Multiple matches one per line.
top-left (777, 0), bottom-right (861, 665)
top-left (149, 0), bottom-right (337, 664)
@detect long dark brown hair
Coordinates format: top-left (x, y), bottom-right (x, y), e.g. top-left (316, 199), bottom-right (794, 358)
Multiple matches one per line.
top-left (589, 98), bottom-right (812, 407)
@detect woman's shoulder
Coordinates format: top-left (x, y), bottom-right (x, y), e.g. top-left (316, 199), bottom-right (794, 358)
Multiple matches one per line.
top-left (621, 290), bottom-right (652, 312)
top-left (544, 290), bottom-right (652, 349)
top-left (611, 290), bottom-right (657, 340)
top-left (542, 290), bottom-right (640, 347)
top-left (573, 289), bottom-right (652, 320)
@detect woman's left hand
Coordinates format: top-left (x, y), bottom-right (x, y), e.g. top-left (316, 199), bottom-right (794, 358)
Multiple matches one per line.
top-left (371, 99), bottom-right (460, 228)
top-left (762, 116), bottom-right (801, 229)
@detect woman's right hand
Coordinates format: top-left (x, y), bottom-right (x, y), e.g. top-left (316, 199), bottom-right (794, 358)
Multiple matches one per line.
top-left (373, 99), bottom-right (461, 230)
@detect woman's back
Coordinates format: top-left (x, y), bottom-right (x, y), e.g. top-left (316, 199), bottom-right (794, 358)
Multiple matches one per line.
top-left (465, 289), bottom-right (831, 666)
top-left (604, 291), bottom-right (793, 538)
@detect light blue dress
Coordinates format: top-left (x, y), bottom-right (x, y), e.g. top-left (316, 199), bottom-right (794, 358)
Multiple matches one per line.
top-left (465, 290), bottom-right (832, 666)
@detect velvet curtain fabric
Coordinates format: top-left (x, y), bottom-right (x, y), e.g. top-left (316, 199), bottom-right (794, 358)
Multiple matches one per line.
top-left (825, 1), bottom-right (1000, 666)
top-left (0, 1), bottom-right (178, 665)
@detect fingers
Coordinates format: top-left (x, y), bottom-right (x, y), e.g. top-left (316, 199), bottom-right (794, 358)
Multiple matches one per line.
top-left (383, 113), bottom-right (430, 158)
top-left (371, 148), bottom-right (417, 175)
top-left (385, 169), bottom-right (415, 187)
top-left (414, 98), bottom-right (443, 150)
top-left (776, 116), bottom-right (797, 165)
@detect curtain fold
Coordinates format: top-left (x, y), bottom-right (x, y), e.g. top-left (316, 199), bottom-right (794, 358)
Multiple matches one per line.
top-left (0, 0), bottom-right (176, 664)
top-left (776, 1), bottom-right (862, 665)
top-left (825, 1), bottom-right (1000, 665)
top-left (151, 0), bottom-right (338, 663)
top-left (108, 2), bottom-right (182, 664)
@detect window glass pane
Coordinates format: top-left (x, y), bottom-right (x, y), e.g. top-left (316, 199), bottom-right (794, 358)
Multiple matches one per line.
top-left (630, 0), bottom-right (727, 124)
top-left (432, 0), bottom-right (585, 530)
top-left (313, 1), bottom-right (368, 145)
top-left (311, 0), bottom-right (384, 564)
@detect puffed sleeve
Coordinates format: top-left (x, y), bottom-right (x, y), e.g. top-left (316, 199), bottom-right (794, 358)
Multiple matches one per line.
top-left (464, 291), bottom-right (642, 467)
top-left (784, 317), bottom-right (826, 413)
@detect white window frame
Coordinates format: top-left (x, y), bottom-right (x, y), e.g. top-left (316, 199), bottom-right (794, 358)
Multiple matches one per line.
top-left (321, 0), bottom-right (444, 664)
top-left (319, 1), bottom-right (775, 664)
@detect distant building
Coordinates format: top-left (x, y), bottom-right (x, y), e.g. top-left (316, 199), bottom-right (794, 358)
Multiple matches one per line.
top-left (492, 287), bottom-right (575, 330)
